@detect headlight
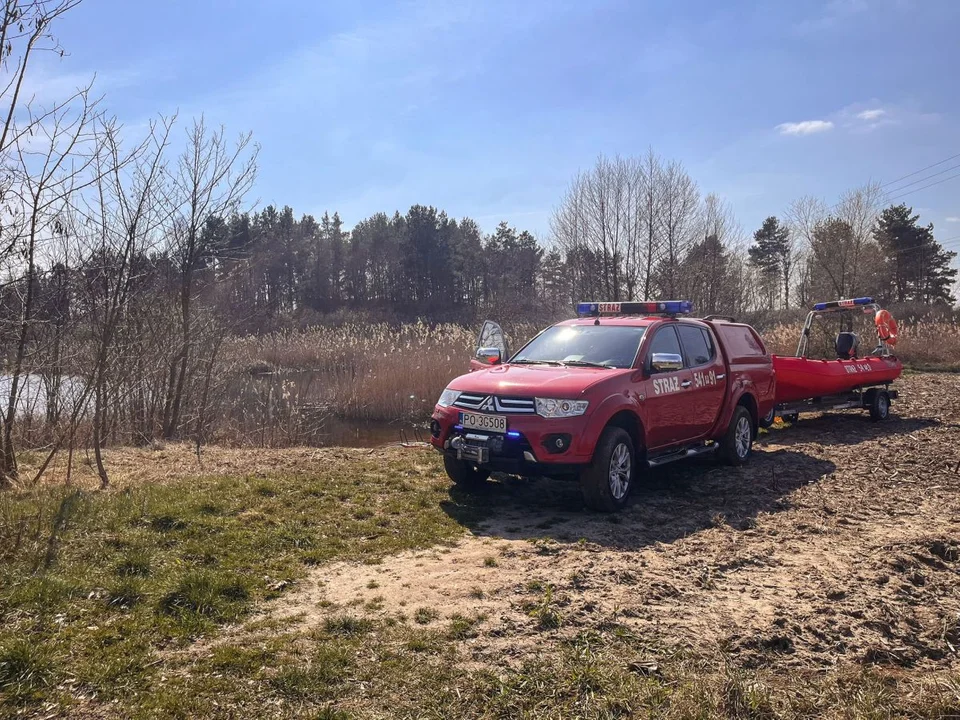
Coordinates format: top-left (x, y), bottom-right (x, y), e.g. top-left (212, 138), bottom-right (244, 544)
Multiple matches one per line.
top-left (535, 397), bottom-right (589, 418)
top-left (437, 388), bottom-right (461, 407)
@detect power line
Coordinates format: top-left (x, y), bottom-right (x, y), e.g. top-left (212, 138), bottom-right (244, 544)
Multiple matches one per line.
top-left (879, 151), bottom-right (960, 190)
top-left (879, 161), bottom-right (960, 196)
top-left (884, 170), bottom-right (960, 203)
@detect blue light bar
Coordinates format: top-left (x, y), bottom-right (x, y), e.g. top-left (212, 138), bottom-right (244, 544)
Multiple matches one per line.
top-left (577, 301), bottom-right (693, 317)
top-left (812, 297), bottom-right (874, 311)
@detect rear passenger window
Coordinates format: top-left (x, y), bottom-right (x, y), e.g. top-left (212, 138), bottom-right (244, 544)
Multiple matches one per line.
top-left (648, 326), bottom-right (682, 361)
top-left (677, 325), bottom-right (713, 367)
top-left (717, 325), bottom-right (766, 357)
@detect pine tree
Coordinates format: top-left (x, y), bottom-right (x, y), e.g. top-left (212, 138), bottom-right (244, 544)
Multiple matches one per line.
top-left (873, 204), bottom-right (958, 304)
top-left (748, 216), bottom-right (790, 308)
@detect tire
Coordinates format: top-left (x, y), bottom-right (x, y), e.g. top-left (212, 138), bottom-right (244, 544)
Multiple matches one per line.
top-left (758, 406), bottom-right (776, 429)
top-left (868, 390), bottom-right (890, 422)
top-left (720, 406), bottom-right (754, 466)
top-left (579, 427), bottom-right (634, 512)
top-left (443, 455), bottom-right (490, 489)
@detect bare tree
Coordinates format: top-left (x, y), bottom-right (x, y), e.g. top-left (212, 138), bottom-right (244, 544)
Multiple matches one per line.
top-left (80, 116), bottom-right (173, 486)
top-left (683, 193), bottom-right (743, 314)
top-left (638, 149), bottom-right (664, 300)
top-left (655, 160), bottom-right (699, 297)
top-left (162, 118), bottom-right (257, 439)
top-left (0, 84), bottom-right (101, 484)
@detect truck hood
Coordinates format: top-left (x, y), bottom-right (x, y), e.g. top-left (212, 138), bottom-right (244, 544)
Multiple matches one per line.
top-left (447, 363), bottom-right (628, 398)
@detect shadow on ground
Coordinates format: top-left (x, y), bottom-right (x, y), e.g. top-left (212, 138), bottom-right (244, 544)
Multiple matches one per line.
top-left (440, 447), bottom-right (836, 550)
top-left (759, 414), bottom-right (940, 448)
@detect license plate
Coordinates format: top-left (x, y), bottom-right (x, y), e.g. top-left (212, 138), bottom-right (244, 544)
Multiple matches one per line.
top-left (459, 411), bottom-right (506, 434)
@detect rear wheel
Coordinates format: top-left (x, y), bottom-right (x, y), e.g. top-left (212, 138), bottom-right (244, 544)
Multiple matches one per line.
top-left (868, 390), bottom-right (890, 422)
top-left (720, 406), bottom-right (754, 466)
top-left (579, 427), bottom-right (634, 512)
top-left (443, 456), bottom-right (490, 489)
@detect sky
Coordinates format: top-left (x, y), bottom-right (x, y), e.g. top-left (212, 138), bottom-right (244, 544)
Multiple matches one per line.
top-left (34, 0), bottom-right (960, 262)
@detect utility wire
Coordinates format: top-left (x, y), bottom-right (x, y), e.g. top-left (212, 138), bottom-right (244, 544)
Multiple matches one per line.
top-left (879, 151), bottom-right (960, 189)
top-left (878, 161), bottom-right (960, 196)
top-left (884, 170), bottom-right (960, 204)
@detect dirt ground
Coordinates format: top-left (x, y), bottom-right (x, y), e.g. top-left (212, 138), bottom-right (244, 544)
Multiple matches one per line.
top-left (274, 371), bottom-right (960, 673)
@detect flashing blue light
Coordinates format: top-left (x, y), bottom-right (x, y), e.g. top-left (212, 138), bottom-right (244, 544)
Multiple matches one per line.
top-left (506, 431), bottom-right (521, 439)
top-left (813, 297), bottom-right (874, 311)
top-left (577, 300), bottom-right (693, 317)
top-left (453, 425), bottom-right (464, 431)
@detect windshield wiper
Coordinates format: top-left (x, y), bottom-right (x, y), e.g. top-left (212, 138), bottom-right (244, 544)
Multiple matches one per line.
top-left (510, 359), bottom-right (565, 366)
top-left (561, 360), bottom-right (616, 369)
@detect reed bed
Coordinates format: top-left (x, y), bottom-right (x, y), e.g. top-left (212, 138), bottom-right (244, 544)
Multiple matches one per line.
top-left (218, 317), bottom-right (958, 434)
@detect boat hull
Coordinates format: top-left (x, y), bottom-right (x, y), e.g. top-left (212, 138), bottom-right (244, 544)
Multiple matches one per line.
top-left (772, 355), bottom-right (902, 404)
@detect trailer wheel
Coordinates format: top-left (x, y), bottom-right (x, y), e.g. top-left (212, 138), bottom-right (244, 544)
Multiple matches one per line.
top-left (443, 456), bottom-right (490, 488)
top-left (759, 407), bottom-right (776, 429)
top-left (868, 390), bottom-right (890, 422)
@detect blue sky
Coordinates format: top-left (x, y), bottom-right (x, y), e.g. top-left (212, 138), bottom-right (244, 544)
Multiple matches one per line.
top-left (37, 0), bottom-right (960, 258)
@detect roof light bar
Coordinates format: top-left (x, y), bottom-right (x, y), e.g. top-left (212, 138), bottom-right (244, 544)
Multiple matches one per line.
top-left (577, 300), bottom-right (693, 317)
top-left (812, 297), bottom-right (874, 311)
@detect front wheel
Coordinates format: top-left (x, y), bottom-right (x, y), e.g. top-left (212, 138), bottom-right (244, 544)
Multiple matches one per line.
top-left (579, 427), bottom-right (635, 512)
top-left (720, 406), bottom-right (754, 466)
top-left (443, 456), bottom-right (490, 489)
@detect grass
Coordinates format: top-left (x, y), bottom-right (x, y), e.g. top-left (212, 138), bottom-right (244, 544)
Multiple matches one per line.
top-left (0, 450), bottom-right (467, 715)
top-left (132, 618), bottom-right (960, 719)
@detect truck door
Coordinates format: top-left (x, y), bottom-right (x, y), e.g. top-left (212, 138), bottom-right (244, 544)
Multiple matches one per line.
top-left (676, 324), bottom-right (727, 439)
top-left (641, 325), bottom-right (695, 449)
top-left (470, 321), bottom-right (509, 372)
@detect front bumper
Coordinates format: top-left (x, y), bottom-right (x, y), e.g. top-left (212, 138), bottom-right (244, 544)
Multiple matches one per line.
top-left (430, 404), bottom-right (594, 474)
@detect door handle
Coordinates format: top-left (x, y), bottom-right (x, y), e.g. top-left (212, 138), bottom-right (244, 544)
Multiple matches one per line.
top-left (680, 380), bottom-right (691, 388)
top-left (716, 374), bottom-right (726, 380)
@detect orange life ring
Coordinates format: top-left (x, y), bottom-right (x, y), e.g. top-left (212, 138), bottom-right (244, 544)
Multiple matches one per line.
top-left (875, 309), bottom-right (898, 346)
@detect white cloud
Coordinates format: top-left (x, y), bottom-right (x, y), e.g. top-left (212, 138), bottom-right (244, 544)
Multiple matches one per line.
top-left (857, 108), bottom-right (886, 121)
top-left (776, 120), bottom-right (834, 136)
top-left (946, 217), bottom-right (960, 223)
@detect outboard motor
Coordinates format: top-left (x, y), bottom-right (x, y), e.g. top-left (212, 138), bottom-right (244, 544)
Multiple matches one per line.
top-left (835, 332), bottom-right (858, 359)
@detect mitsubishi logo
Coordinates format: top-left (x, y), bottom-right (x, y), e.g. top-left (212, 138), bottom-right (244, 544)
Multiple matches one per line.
top-left (480, 396), bottom-right (496, 412)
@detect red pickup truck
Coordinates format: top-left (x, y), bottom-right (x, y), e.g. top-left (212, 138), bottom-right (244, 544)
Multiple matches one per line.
top-left (430, 301), bottom-right (776, 511)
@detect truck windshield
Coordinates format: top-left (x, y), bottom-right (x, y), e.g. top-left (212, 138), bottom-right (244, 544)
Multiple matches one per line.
top-left (511, 325), bottom-right (646, 369)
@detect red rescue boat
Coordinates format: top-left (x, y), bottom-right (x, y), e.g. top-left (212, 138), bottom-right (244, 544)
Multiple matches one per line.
top-left (774, 355), bottom-right (902, 404)
top-left (766, 297), bottom-right (902, 423)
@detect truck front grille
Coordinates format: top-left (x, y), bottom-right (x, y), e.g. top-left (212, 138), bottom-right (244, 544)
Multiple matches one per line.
top-left (454, 394), bottom-right (536, 414)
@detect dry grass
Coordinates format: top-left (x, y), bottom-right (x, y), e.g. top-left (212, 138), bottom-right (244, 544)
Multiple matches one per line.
top-left (215, 321), bottom-right (540, 428)
top-left (216, 317), bottom-right (959, 439)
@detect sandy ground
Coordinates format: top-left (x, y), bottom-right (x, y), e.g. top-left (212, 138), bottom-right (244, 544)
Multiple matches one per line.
top-left (273, 372), bottom-right (960, 671)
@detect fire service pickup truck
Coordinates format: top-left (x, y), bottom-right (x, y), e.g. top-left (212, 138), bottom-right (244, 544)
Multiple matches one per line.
top-left (430, 301), bottom-right (776, 511)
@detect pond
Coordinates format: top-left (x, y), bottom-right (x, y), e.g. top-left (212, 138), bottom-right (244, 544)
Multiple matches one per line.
top-left (0, 372), bottom-right (431, 449)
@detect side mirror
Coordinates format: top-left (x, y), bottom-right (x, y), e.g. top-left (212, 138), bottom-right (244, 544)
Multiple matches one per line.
top-left (650, 352), bottom-right (683, 374)
top-left (476, 347), bottom-right (502, 365)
